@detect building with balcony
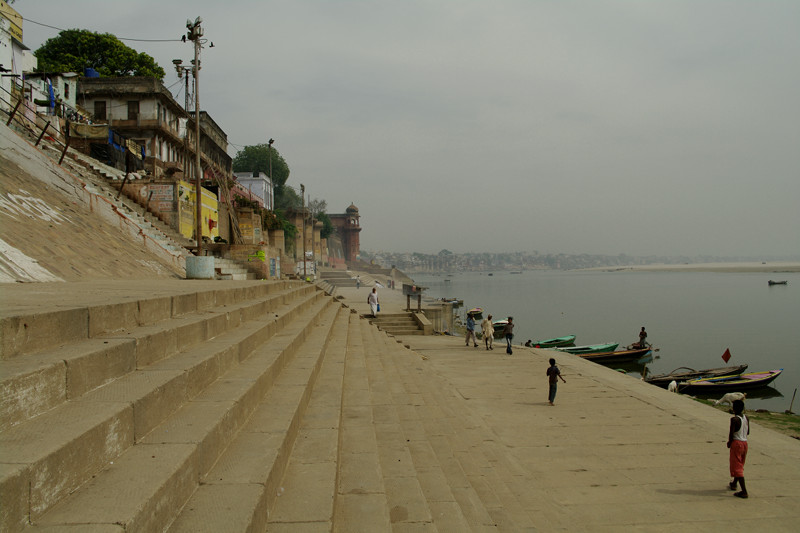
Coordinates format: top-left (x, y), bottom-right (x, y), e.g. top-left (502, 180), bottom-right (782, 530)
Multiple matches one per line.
top-left (77, 76), bottom-right (231, 184)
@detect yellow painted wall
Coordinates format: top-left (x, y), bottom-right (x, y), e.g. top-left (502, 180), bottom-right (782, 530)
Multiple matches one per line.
top-left (178, 180), bottom-right (218, 240)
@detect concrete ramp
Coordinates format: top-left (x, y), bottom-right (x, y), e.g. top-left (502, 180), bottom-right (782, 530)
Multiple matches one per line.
top-left (0, 123), bottom-right (185, 282)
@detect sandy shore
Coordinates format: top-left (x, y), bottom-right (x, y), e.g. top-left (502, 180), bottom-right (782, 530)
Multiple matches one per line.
top-left (580, 261), bottom-right (800, 273)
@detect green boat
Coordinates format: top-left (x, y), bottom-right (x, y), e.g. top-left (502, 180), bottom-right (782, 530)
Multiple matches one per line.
top-left (531, 335), bottom-right (576, 348)
top-left (556, 342), bottom-right (619, 355)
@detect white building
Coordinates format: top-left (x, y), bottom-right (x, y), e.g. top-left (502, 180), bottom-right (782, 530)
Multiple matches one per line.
top-left (233, 171), bottom-right (274, 210)
top-left (0, 1), bottom-right (37, 111)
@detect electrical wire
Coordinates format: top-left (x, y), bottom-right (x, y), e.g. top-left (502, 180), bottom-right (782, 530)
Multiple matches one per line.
top-left (23, 17), bottom-right (182, 42)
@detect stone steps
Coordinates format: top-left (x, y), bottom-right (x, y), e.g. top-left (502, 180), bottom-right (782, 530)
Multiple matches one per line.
top-left (355, 319), bottom-right (440, 531)
top-left (215, 257), bottom-right (258, 281)
top-left (331, 314), bottom-right (392, 530)
top-left (370, 312), bottom-right (423, 336)
top-left (265, 310), bottom-right (350, 531)
top-left (369, 327), bottom-right (539, 531)
top-left (33, 295), bottom-right (334, 532)
top-left (0, 283), bottom-right (308, 431)
top-left (0, 282), bottom-right (324, 531)
top-left (163, 301), bottom-right (345, 532)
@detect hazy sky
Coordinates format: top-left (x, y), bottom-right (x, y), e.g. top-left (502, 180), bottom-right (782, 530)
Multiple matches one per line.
top-left (18, 1), bottom-right (800, 257)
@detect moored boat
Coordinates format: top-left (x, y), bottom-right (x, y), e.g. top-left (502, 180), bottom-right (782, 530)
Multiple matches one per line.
top-left (644, 365), bottom-right (749, 388)
top-left (556, 342), bottom-right (619, 355)
top-left (492, 319), bottom-right (509, 339)
top-left (768, 280), bottom-right (788, 286)
top-left (577, 347), bottom-right (651, 363)
top-left (532, 335), bottom-right (576, 348)
top-left (678, 369), bottom-right (782, 394)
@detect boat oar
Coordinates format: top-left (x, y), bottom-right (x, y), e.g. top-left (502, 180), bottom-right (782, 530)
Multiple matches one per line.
top-left (786, 388), bottom-right (797, 415)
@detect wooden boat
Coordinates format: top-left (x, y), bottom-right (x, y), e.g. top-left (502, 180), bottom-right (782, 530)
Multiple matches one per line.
top-left (768, 280), bottom-right (788, 286)
top-left (578, 347), bottom-right (651, 363)
top-left (556, 342), bottom-right (619, 355)
top-left (531, 335), bottom-right (577, 348)
top-left (645, 365), bottom-right (749, 388)
top-left (679, 369), bottom-right (782, 394)
top-left (492, 320), bottom-right (509, 339)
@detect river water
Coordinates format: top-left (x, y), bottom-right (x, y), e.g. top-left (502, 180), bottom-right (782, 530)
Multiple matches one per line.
top-left (410, 269), bottom-right (799, 412)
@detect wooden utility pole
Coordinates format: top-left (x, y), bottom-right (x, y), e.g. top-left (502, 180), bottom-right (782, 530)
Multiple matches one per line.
top-left (186, 17), bottom-right (204, 253)
top-left (301, 184), bottom-right (306, 278)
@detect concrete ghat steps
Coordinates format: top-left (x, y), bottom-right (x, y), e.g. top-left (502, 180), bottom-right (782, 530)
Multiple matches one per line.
top-left (27, 294), bottom-right (335, 532)
top-left (0, 284), bottom-right (323, 532)
top-left (265, 311), bottom-right (350, 531)
top-left (165, 303), bottom-right (346, 532)
top-left (0, 281), bottom-right (307, 360)
top-left (370, 312), bottom-right (423, 336)
top-left (354, 319), bottom-right (441, 532)
top-left (331, 314), bottom-right (392, 530)
top-left (0, 283), bottom-right (312, 431)
top-left (369, 327), bottom-right (538, 531)
top-left (361, 323), bottom-right (485, 532)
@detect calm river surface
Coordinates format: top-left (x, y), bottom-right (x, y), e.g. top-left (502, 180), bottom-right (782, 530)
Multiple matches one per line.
top-left (410, 270), bottom-right (799, 412)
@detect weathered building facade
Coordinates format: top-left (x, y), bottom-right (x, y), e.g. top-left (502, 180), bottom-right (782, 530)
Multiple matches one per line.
top-left (329, 203), bottom-right (361, 264)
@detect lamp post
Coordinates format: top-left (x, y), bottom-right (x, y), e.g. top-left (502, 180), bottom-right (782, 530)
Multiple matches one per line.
top-left (268, 138), bottom-right (274, 181)
top-left (185, 16), bottom-right (204, 253)
top-left (301, 184), bottom-right (306, 279)
top-left (171, 59), bottom-right (192, 112)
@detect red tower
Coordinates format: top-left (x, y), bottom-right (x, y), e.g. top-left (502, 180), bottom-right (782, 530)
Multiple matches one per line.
top-left (329, 203), bottom-right (362, 264)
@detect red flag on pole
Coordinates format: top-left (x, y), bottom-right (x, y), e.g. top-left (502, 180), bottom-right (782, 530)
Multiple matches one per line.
top-left (721, 348), bottom-right (732, 363)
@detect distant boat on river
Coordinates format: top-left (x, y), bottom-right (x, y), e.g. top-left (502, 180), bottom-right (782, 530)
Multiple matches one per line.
top-left (768, 280), bottom-right (788, 286)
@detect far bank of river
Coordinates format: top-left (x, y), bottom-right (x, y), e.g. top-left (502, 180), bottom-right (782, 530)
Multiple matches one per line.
top-left (578, 261), bottom-right (800, 273)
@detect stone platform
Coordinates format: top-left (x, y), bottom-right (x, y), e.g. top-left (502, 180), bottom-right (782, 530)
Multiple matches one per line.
top-left (1, 276), bottom-right (797, 532)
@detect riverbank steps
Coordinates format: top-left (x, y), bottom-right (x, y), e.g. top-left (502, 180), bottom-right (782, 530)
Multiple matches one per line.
top-left (0, 276), bottom-right (797, 531)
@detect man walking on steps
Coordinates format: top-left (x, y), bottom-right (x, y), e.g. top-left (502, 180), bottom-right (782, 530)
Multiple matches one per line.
top-left (465, 312), bottom-right (478, 347)
top-left (546, 358), bottom-right (566, 405)
top-left (481, 314), bottom-right (495, 350)
top-left (503, 317), bottom-right (514, 354)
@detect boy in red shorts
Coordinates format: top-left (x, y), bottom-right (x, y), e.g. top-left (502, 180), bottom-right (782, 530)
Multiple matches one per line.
top-left (727, 399), bottom-right (749, 498)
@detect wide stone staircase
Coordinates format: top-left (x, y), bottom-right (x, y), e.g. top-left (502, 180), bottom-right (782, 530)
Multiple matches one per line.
top-left (319, 271), bottom-right (357, 288)
top-left (370, 312), bottom-right (425, 336)
top-left (0, 281), bottom-right (538, 531)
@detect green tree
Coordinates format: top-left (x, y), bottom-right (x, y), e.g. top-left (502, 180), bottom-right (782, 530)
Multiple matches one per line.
top-left (308, 199), bottom-right (334, 239)
top-left (316, 212), bottom-right (334, 240)
top-left (232, 144), bottom-right (296, 208)
top-left (34, 29), bottom-right (165, 78)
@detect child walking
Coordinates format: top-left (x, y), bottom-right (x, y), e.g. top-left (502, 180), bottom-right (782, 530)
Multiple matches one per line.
top-left (546, 358), bottom-right (566, 406)
top-left (727, 399), bottom-right (749, 498)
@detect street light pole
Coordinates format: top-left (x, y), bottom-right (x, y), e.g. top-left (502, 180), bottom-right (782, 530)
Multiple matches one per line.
top-left (301, 184), bottom-right (306, 279)
top-left (171, 60), bottom-right (191, 112)
top-left (186, 17), bottom-right (204, 254)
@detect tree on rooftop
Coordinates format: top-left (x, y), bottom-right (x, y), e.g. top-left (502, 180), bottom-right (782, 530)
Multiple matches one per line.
top-left (232, 143), bottom-right (295, 209)
top-left (34, 29), bottom-right (165, 79)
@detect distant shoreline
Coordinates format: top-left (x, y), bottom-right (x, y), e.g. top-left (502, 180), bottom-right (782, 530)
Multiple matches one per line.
top-left (578, 261), bottom-right (800, 273)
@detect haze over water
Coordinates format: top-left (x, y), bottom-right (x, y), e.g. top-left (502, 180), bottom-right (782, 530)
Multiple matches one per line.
top-left (412, 270), bottom-right (800, 413)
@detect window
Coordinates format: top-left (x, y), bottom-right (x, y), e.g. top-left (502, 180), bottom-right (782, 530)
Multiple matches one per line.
top-left (127, 101), bottom-right (139, 120)
top-left (94, 101), bottom-right (106, 120)
top-left (64, 82), bottom-right (70, 99)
